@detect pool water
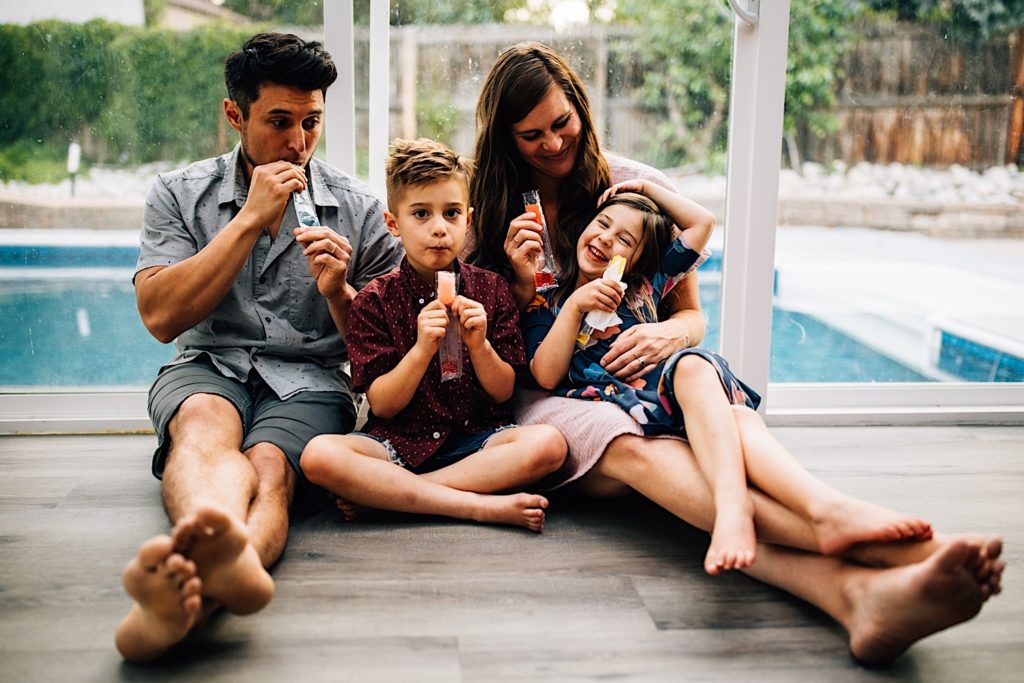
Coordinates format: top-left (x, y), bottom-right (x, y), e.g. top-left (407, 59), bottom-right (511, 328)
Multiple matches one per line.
top-left (0, 275), bottom-right (928, 387)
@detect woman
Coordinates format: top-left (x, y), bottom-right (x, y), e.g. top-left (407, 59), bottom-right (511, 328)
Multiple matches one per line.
top-left (465, 42), bottom-right (1003, 663)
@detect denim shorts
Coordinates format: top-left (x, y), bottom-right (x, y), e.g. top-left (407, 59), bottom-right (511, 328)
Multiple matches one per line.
top-left (354, 425), bottom-right (518, 474)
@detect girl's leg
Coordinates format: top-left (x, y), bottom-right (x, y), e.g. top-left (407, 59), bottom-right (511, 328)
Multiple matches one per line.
top-left (579, 434), bottom-right (820, 552)
top-left (300, 434), bottom-right (547, 532)
top-left (670, 354), bottom-right (755, 574)
top-left (730, 405), bottom-right (932, 555)
top-left (422, 425), bottom-right (567, 493)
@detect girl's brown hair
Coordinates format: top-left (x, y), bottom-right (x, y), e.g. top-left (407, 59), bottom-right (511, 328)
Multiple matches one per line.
top-left (468, 42), bottom-right (611, 279)
top-left (554, 192), bottom-right (673, 309)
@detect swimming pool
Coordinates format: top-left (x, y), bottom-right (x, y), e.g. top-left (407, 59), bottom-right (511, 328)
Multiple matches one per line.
top-left (0, 241), bottom-right (934, 387)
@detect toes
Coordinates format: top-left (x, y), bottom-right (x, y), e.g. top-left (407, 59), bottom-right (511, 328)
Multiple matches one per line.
top-left (137, 536), bottom-right (175, 571)
top-left (934, 539), bottom-right (973, 571)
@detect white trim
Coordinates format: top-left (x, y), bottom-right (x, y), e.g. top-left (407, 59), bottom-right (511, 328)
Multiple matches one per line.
top-left (324, 0), bottom-right (357, 175)
top-left (0, 391), bottom-right (152, 434)
top-left (367, 0), bottom-right (390, 196)
top-left (1, 385), bottom-right (1019, 434)
top-left (719, 0), bottom-right (791, 403)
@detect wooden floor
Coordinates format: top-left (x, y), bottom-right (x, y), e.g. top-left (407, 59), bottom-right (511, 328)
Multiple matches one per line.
top-left (1, 426), bottom-right (1021, 682)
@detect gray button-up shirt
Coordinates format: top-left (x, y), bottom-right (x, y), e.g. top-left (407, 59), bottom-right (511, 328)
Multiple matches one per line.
top-left (135, 145), bottom-right (403, 400)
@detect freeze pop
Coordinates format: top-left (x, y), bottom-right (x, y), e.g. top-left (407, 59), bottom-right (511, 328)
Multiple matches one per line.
top-left (522, 190), bottom-right (558, 291)
top-left (293, 181), bottom-right (319, 228)
top-left (576, 255), bottom-right (627, 348)
top-left (436, 271), bottom-right (462, 381)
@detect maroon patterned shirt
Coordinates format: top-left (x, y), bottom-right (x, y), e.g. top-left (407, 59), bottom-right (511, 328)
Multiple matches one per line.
top-left (348, 258), bottom-right (525, 467)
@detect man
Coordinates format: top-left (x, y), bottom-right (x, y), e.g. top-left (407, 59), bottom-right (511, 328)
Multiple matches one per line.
top-left (115, 33), bottom-right (402, 662)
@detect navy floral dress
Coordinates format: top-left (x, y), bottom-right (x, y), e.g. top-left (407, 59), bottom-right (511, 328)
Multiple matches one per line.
top-left (522, 237), bottom-right (760, 439)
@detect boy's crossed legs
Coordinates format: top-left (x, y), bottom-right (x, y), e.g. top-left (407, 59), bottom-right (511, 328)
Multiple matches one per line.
top-left (301, 424), bottom-right (566, 532)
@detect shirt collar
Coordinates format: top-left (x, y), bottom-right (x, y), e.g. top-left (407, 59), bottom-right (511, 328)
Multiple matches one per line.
top-left (218, 144), bottom-right (248, 207)
top-left (398, 257), bottom-right (463, 301)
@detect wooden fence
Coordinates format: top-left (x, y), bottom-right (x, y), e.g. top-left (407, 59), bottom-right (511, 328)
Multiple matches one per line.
top-left (354, 21), bottom-right (1021, 169)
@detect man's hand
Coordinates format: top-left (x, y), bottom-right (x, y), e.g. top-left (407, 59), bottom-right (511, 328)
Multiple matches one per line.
top-left (239, 161), bottom-right (306, 232)
top-left (294, 226), bottom-right (354, 301)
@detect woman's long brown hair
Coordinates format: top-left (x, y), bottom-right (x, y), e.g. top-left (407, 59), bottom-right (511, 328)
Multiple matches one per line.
top-left (468, 42), bottom-right (611, 280)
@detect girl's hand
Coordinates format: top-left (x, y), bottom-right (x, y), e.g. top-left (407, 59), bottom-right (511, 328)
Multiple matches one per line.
top-left (415, 300), bottom-right (449, 356)
top-left (453, 296), bottom-right (488, 350)
top-left (503, 212), bottom-right (543, 286)
top-left (567, 278), bottom-right (624, 317)
top-left (601, 321), bottom-right (688, 382)
top-left (597, 179), bottom-right (648, 206)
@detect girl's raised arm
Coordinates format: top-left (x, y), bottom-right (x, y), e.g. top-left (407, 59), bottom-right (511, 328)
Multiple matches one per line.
top-left (600, 180), bottom-right (715, 253)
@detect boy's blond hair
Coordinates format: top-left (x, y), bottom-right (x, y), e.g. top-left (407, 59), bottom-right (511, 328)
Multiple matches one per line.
top-left (385, 138), bottom-right (473, 211)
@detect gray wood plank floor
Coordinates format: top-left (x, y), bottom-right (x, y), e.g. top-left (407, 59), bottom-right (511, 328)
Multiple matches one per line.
top-left (0, 426), bottom-right (1021, 682)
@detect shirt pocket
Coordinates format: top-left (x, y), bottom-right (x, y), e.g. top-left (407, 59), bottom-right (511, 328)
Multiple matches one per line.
top-left (286, 259), bottom-right (333, 339)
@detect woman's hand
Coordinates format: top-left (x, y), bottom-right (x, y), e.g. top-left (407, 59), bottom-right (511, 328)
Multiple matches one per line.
top-left (597, 179), bottom-right (648, 206)
top-left (503, 212), bottom-right (543, 280)
top-left (601, 321), bottom-right (689, 383)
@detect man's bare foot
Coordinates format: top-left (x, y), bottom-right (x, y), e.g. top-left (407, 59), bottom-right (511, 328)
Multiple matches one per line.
top-left (812, 497), bottom-right (932, 556)
top-left (846, 539), bottom-right (995, 665)
top-left (334, 495), bottom-right (371, 522)
top-left (705, 506), bottom-right (757, 575)
top-left (115, 535), bottom-right (203, 663)
top-left (171, 506), bottom-right (274, 615)
top-left (471, 493), bottom-right (548, 533)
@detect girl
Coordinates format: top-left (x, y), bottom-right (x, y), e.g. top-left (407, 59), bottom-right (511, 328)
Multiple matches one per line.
top-left (525, 182), bottom-right (941, 578)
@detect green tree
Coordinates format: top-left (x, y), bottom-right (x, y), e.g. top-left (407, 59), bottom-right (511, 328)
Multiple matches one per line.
top-left (867, 1), bottom-right (1024, 40)
top-left (614, 0), bottom-right (859, 170)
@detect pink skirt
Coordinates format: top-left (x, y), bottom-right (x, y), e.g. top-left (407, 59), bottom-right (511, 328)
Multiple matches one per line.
top-left (513, 389), bottom-right (682, 491)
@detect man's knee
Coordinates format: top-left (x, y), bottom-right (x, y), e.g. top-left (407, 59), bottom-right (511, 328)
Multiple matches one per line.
top-left (245, 442), bottom-right (295, 495)
top-left (170, 393), bottom-right (241, 444)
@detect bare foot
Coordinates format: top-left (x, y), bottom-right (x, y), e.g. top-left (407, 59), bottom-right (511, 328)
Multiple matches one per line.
top-left (115, 535), bottom-right (203, 663)
top-left (472, 493), bottom-right (548, 533)
top-left (171, 506), bottom-right (274, 615)
top-left (844, 533), bottom-right (999, 569)
top-left (846, 539), bottom-right (994, 665)
top-left (813, 497), bottom-right (932, 556)
top-left (334, 495), bottom-right (371, 522)
top-left (705, 506), bottom-right (757, 575)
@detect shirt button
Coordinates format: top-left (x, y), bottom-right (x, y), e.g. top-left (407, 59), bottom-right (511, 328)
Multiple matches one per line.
top-left (418, 298), bottom-right (425, 304)
top-left (464, 420), bottom-right (470, 427)
top-left (264, 316), bottom-right (271, 323)
top-left (432, 431), bottom-right (440, 439)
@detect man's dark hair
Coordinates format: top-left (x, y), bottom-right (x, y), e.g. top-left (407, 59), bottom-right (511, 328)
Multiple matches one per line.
top-left (224, 33), bottom-right (338, 118)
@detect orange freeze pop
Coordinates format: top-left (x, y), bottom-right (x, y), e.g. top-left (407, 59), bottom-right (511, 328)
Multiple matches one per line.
top-left (437, 271), bottom-right (456, 305)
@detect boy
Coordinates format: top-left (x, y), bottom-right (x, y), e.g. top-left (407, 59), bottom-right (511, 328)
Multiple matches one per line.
top-left (301, 139), bottom-right (567, 531)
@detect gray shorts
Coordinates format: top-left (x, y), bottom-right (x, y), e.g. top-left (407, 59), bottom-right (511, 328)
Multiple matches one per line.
top-left (148, 357), bottom-right (356, 490)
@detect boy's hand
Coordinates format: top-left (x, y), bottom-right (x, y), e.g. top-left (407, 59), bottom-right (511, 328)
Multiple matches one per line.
top-left (453, 296), bottom-right (488, 350)
top-left (415, 300), bottom-right (449, 355)
top-left (568, 278), bottom-right (623, 317)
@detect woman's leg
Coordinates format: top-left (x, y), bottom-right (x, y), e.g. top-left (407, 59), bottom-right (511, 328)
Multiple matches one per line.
top-left (730, 405), bottom-right (932, 555)
top-left (300, 434), bottom-right (547, 532)
top-left (745, 539), bottom-right (1002, 665)
top-left (669, 354), bottom-right (755, 574)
